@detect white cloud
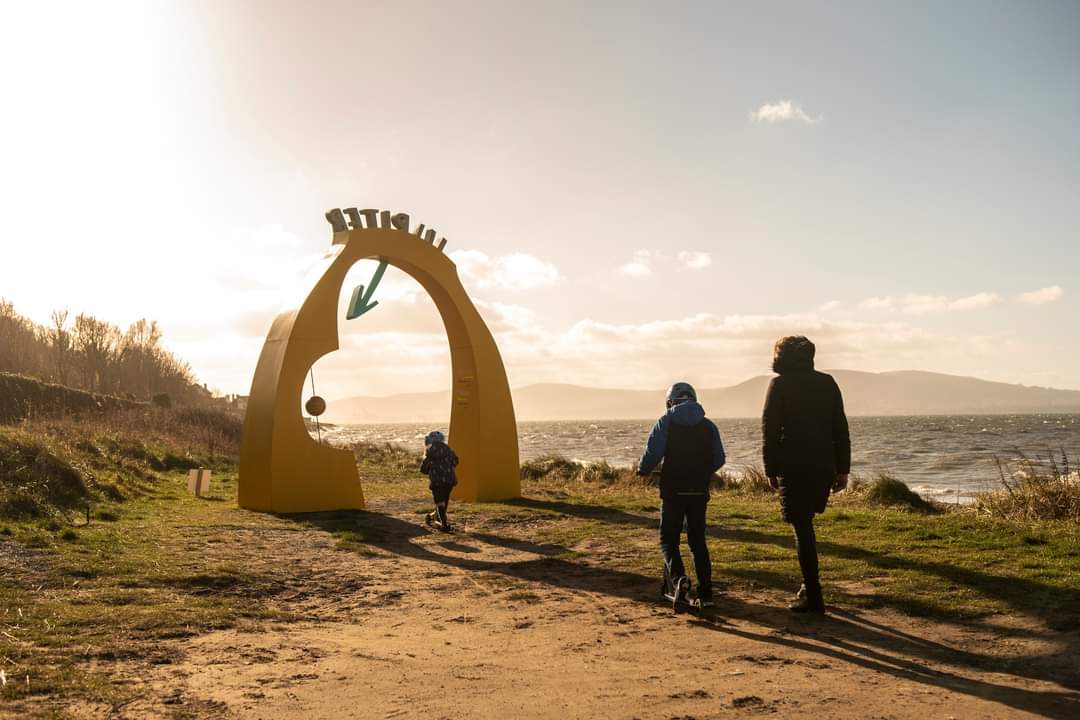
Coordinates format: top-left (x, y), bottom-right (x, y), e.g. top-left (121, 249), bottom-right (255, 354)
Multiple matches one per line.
top-left (1017, 285), bottom-right (1063, 305)
top-left (750, 99), bottom-right (821, 125)
top-left (552, 312), bottom-right (927, 356)
top-left (819, 300), bottom-right (841, 312)
top-left (621, 249), bottom-right (713, 276)
top-left (493, 253), bottom-right (562, 289)
top-left (902, 292), bottom-right (999, 314)
top-left (902, 294), bottom-right (950, 315)
top-left (448, 250), bottom-right (562, 290)
top-left (677, 251), bottom-right (713, 270)
top-left (949, 292), bottom-right (999, 311)
top-left (619, 249), bottom-right (655, 277)
top-left (531, 311), bottom-right (967, 390)
top-left (860, 296), bottom-right (894, 310)
top-left (474, 300), bottom-right (539, 332)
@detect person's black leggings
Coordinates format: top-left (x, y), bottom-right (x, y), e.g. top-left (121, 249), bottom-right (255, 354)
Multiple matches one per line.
top-left (790, 513), bottom-right (820, 590)
top-left (431, 484), bottom-right (452, 527)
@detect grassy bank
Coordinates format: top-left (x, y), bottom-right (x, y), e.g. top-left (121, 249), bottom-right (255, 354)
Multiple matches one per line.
top-left (2, 426), bottom-right (1078, 714)
top-left (0, 373), bottom-right (144, 424)
top-left (0, 409), bottom-right (252, 713)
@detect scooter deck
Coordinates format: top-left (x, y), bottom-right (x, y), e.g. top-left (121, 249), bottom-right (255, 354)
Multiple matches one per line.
top-left (661, 592), bottom-right (700, 614)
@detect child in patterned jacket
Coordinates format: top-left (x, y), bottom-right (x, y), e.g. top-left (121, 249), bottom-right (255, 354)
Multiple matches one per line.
top-left (420, 430), bottom-right (458, 532)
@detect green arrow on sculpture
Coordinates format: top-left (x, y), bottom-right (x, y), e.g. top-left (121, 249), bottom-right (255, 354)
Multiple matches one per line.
top-left (346, 260), bottom-right (388, 319)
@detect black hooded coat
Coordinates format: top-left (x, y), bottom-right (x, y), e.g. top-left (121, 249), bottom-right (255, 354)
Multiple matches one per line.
top-left (762, 366), bottom-right (851, 522)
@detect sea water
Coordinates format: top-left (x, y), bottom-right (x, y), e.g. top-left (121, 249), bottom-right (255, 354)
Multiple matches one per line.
top-left (322, 414), bottom-right (1080, 503)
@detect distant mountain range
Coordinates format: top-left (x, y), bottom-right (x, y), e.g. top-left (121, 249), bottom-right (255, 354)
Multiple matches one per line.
top-left (323, 370), bottom-right (1080, 424)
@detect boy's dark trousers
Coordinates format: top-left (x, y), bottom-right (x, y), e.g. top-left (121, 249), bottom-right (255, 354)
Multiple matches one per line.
top-left (659, 494), bottom-right (712, 600)
top-left (430, 484), bottom-right (452, 527)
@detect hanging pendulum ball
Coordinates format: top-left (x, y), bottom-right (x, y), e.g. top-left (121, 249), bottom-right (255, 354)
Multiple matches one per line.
top-left (305, 396), bottom-right (327, 417)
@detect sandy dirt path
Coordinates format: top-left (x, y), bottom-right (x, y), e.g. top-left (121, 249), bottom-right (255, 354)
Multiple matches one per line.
top-left (72, 497), bottom-right (1079, 719)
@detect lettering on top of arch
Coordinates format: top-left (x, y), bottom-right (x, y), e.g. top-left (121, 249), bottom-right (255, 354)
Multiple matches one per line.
top-left (238, 208), bottom-right (520, 513)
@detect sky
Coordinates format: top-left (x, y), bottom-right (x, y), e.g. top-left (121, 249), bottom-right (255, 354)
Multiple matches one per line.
top-left (1, 1), bottom-right (1078, 401)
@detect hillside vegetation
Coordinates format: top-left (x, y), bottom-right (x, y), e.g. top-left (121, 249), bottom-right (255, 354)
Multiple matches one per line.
top-left (0, 299), bottom-right (209, 405)
top-left (0, 372), bottom-right (144, 424)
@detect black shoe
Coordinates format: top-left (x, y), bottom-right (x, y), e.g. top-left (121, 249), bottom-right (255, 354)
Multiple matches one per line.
top-left (425, 512), bottom-right (435, 527)
top-left (788, 584), bottom-right (825, 614)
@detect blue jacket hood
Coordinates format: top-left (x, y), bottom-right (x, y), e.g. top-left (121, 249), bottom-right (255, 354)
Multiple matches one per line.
top-left (668, 400), bottom-right (706, 426)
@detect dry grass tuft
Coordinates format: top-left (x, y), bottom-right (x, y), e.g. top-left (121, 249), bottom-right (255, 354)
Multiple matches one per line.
top-left (521, 456), bottom-right (637, 485)
top-left (977, 452), bottom-right (1079, 522)
top-left (0, 432), bottom-right (87, 518)
top-left (520, 455), bottom-right (584, 482)
top-left (853, 474), bottom-right (938, 513)
top-left (521, 455), bottom-right (772, 494)
top-left (724, 465), bottom-right (774, 495)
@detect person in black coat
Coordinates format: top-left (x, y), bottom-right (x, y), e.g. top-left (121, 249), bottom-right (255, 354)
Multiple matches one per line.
top-left (762, 336), bottom-right (851, 613)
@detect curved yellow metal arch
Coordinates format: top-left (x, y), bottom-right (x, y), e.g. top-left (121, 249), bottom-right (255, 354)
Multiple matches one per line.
top-left (238, 210), bottom-right (520, 513)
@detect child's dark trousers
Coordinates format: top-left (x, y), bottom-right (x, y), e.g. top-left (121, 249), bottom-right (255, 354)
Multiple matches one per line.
top-left (659, 494), bottom-right (712, 600)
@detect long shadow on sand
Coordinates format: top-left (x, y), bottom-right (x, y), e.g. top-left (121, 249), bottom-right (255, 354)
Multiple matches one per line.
top-left (285, 506), bottom-right (1080, 718)
top-left (508, 497), bottom-right (1080, 635)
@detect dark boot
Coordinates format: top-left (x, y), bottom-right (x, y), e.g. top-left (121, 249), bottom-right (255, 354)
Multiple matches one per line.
top-left (788, 584), bottom-right (825, 614)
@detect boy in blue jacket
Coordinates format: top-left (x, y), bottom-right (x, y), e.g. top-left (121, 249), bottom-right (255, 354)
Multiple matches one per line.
top-left (637, 382), bottom-right (726, 609)
top-left (420, 430), bottom-right (458, 532)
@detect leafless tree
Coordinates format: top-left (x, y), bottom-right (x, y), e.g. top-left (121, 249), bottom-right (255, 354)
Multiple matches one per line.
top-left (49, 309), bottom-right (72, 385)
top-left (0, 299), bottom-right (40, 373)
top-left (117, 319), bottom-right (163, 398)
top-left (74, 314), bottom-right (120, 392)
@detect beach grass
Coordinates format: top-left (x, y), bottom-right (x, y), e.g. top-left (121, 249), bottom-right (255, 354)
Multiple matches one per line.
top-left (977, 451), bottom-right (1079, 522)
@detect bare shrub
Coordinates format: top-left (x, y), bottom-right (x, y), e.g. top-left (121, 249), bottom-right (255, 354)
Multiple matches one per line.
top-left (580, 460), bottom-right (634, 484)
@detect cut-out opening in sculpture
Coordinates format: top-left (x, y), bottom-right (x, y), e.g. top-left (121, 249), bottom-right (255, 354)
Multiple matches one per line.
top-left (301, 261), bottom-right (453, 444)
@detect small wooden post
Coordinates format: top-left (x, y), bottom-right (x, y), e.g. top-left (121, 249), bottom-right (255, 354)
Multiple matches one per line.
top-left (187, 468), bottom-right (212, 497)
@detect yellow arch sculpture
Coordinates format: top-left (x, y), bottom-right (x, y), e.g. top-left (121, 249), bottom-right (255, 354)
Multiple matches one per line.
top-left (238, 208), bottom-right (521, 513)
